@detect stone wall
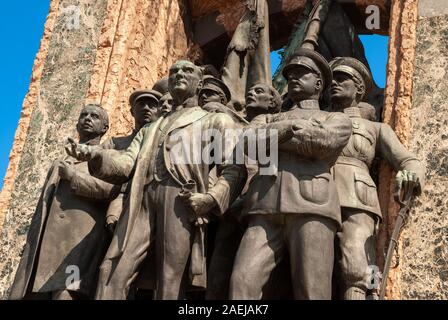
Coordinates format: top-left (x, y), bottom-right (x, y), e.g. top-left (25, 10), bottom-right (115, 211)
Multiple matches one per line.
top-left (400, 0), bottom-right (448, 299)
top-left (377, 0), bottom-right (419, 300)
top-left (377, 0), bottom-right (448, 300)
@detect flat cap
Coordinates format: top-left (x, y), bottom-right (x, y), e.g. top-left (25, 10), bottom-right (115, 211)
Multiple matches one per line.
top-left (129, 89), bottom-right (163, 106)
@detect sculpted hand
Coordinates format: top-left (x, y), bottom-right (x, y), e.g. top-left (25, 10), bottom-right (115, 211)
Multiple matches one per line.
top-left (65, 137), bottom-right (94, 161)
top-left (179, 192), bottom-right (216, 226)
top-left (395, 169), bottom-right (421, 198)
top-left (58, 161), bottom-right (75, 181)
top-left (291, 119), bottom-right (314, 132)
top-left (106, 215), bottom-right (119, 233)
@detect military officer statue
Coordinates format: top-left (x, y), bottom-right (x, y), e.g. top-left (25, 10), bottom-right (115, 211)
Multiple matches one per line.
top-left (329, 57), bottom-right (425, 300)
top-left (229, 48), bottom-right (353, 300)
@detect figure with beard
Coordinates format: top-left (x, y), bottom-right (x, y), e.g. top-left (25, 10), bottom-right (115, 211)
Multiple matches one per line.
top-left (65, 60), bottom-right (246, 300)
top-left (329, 57), bottom-right (425, 300)
top-left (229, 48), bottom-right (352, 300)
top-left (10, 105), bottom-right (119, 300)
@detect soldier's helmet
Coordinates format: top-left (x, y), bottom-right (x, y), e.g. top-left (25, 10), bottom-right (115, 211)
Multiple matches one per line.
top-left (329, 57), bottom-right (374, 100)
top-left (282, 47), bottom-right (333, 91)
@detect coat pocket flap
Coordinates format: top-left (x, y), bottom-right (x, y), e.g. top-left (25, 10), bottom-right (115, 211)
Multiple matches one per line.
top-left (354, 172), bottom-right (376, 188)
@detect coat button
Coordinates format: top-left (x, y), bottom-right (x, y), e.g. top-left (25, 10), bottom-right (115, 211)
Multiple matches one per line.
top-left (59, 213), bottom-right (65, 219)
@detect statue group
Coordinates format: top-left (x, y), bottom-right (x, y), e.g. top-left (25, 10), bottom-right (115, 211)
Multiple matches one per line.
top-left (10, 0), bottom-right (425, 300)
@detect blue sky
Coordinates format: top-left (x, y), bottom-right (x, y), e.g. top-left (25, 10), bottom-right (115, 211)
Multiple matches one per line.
top-left (0, 1), bottom-right (389, 189)
top-left (0, 1), bottom-right (50, 189)
top-left (270, 34), bottom-right (388, 87)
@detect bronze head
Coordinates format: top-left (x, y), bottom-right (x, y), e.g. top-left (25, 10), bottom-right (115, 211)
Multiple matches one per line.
top-left (159, 93), bottom-right (173, 116)
top-left (198, 75), bottom-right (231, 107)
top-left (329, 57), bottom-right (373, 111)
top-left (245, 83), bottom-right (281, 121)
top-left (283, 48), bottom-right (332, 103)
top-left (168, 60), bottom-right (203, 105)
top-left (129, 89), bottom-right (162, 129)
top-left (76, 104), bottom-right (109, 143)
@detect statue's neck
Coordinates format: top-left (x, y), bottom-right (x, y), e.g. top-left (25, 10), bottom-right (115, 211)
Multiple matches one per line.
top-left (333, 99), bottom-right (358, 112)
top-left (79, 135), bottom-right (102, 146)
top-left (172, 95), bottom-right (198, 111)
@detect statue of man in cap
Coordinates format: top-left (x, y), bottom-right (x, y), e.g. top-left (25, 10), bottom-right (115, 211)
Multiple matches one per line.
top-left (198, 75), bottom-right (231, 108)
top-left (329, 57), bottom-right (425, 300)
top-left (229, 48), bottom-right (352, 300)
top-left (101, 89), bottom-right (163, 232)
top-left (65, 60), bottom-right (246, 300)
top-left (94, 88), bottom-right (163, 298)
top-left (10, 105), bottom-right (119, 300)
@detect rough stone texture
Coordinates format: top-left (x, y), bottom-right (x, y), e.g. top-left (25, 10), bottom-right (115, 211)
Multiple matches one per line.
top-left (86, 0), bottom-right (190, 138)
top-left (377, 0), bottom-right (419, 300)
top-left (0, 1), bottom-right (58, 230)
top-left (399, 11), bottom-right (448, 299)
top-left (0, 0), bottom-right (110, 298)
top-left (378, 0), bottom-right (448, 300)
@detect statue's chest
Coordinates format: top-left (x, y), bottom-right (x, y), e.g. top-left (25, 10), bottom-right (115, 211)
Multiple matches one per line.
top-left (344, 119), bottom-right (377, 163)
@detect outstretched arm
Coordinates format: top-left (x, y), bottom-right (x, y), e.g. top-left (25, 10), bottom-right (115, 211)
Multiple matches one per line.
top-left (65, 127), bottom-right (147, 184)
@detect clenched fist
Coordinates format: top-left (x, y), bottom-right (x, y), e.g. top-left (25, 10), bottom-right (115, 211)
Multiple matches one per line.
top-left (179, 192), bottom-right (216, 225)
top-left (395, 169), bottom-right (421, 197)
top-left (58, 161), bottom-right (75, 181)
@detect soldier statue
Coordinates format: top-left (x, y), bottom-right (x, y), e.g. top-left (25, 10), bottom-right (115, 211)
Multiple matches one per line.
top-left (206, 82), bottom-right (282, 299)
top-left (229, 47), bottom-right (352, 300)
top-left (198, 75), bottom-right (231, 108)
top-left (329, 57), bottom-right (425, 300)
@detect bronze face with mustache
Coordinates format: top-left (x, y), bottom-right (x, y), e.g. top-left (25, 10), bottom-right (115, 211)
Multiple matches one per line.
top-left (285, 65), bottom-right (322, 103)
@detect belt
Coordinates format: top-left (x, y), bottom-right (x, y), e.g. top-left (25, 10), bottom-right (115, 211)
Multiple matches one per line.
top-left (336, 156), bottom-right (369, 170)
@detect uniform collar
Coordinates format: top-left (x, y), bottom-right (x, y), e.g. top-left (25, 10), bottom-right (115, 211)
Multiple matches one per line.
top-left (291, 99), bottom-right (320, 110)
top-left (343, 107), bottom-right (362, 118)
